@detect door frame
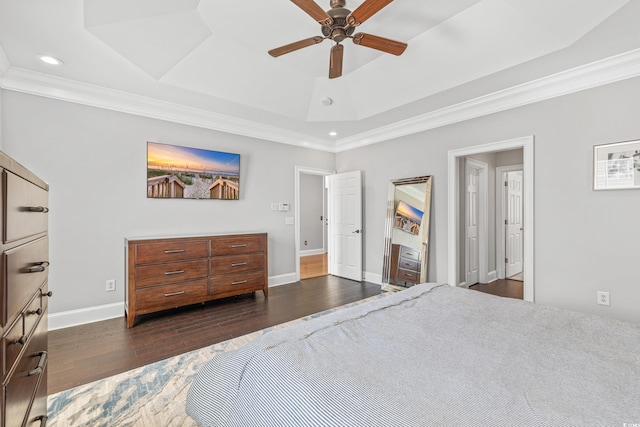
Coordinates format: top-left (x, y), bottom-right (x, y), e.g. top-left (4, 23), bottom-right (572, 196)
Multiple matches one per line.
top-left (464, 158), bottom-right (489, 286)
top-left (448, 136), bottom-right (535, 302)
top-left (495, 164), bottom-right (524, 280)
top-left (294, 166), bottom-right (334, 282)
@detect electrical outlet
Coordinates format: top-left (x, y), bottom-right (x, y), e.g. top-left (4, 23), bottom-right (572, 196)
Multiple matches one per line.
top-left (106, 279), bottom-right (116, 292)
top-left (597, 291), bottom-right (610, 306)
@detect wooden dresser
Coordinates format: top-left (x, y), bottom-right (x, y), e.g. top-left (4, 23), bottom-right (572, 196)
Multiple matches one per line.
top-left (390, 244), bottom-right (421, 287)
top-left (0, 152), bottom-right (51, 427)
top-left (125, 233), bottom-right (268, 328)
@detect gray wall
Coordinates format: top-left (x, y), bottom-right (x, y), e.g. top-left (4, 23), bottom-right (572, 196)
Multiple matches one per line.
top-left (299, 173), bottom-right (324, 252)
top-left (1, 91), bottom-right (335, 315)
top-left (336, 76), bottom-right (640, 323)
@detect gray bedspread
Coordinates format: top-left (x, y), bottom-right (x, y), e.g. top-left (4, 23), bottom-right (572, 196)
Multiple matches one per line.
top-left (186, 283), bottom-right (640, 426)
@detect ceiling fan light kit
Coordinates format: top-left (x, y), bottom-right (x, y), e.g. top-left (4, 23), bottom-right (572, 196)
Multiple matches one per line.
top-left (268, 0), bottom-right (407, 79)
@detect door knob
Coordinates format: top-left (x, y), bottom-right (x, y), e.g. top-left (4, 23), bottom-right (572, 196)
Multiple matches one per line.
top-left (352, 229), bottom-right (361, 234)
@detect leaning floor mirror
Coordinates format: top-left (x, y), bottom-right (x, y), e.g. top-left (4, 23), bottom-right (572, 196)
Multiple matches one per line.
top-left (382, 176), bottom-right (433, 288)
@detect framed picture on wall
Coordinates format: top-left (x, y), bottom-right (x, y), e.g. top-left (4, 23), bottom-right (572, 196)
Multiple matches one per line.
top-left (593, 139), bottom-right (640, 190)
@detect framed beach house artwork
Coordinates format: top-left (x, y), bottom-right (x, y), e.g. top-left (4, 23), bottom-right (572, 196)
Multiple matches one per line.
top-left (147, 141), bottom-right (240, 200)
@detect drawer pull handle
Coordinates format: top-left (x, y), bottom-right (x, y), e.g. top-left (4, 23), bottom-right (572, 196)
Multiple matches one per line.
top-left (164, 249), bottom-right (185, 254)
top-left (42, 290), bottom-right (53, 298)
top-left (404, 273), bottom-right (413, 277)
top-left (231, 244), bottom-right (247, 248)
top-left (28, 307), bottom-right (43, 316)
top-left (28, 206), bottom-right (49, 213)
top-left (28, 351), bottom-right (48, 376)
top-left (35, 415), bottom-right (48, 427)
top-left (231, 280), bottom-right (248, 285)
top-left (13, 335), bottom-right (27, 345)
top-left (164, 270), bottom-right (185, 275)
top-left (164, 291), bottom-right (185, 297)
top-left (28, 261), bottom-right (50, 273)
top-left (231, 262), bottom-right (248, 267)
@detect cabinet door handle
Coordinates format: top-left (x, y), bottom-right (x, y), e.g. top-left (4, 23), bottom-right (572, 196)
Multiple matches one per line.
top-left (27, 307), bottom-right (43, 316)
top-left (28, 261), bottom-right (50, 273)
top-left (13, 335), bottom-right (27, 345)
top-left (164, 270), bottom-right (185, 275)
top-left (164, 291), bottom-right (185, 297)
top-left (27, 206), bottom-right (49, 213)
top-left (42, 290), bottom-right (53, 298)
top-left (164, 249), bottom-right (185, 254)
top-left (231, 244), bottom-right (247, 248)
top-left (231, 280), bottom-right (248, 285)
top-left (231, 262), bottom-right (247, 267)
top-left (34, 415), bottom-right (48, 427)
top-left (28, 351), bottom-right (48, 376)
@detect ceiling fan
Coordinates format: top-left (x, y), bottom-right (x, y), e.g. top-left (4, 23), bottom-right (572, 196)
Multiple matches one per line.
top-left (268, 0), bottom-right (408, 79)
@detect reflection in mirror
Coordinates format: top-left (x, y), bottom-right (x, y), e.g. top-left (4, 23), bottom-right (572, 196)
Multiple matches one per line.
top-left (382, 176), bottom-right (433, 289)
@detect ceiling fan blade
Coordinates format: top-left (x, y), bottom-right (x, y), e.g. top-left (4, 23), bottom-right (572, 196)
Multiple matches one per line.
top-left (352, 33), bottom-right (407, 56)
top-left (269, 36), bottom-right (325, 57)
top-left (291, 0), bottom-right (333, 25)
top-left (347, 0), bottom-right (393, 27)
top-left (329, 44), bottom-right (344, 79)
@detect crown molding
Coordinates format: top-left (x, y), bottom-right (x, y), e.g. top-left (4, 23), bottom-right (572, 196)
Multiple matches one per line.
top-left (334, 48), bottom-right (640, 152)
top-left (0, 67), bottom-right (335, 152)
top-left (1, 49), bottom-right (640, 154)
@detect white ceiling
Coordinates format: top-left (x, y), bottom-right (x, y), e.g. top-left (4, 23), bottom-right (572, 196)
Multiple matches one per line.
top-left (1, 0), bottom-right (639, 151)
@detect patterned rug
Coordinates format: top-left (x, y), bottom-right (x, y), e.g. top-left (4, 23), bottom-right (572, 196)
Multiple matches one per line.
top-left (47, 294), bottom-right (386, 427)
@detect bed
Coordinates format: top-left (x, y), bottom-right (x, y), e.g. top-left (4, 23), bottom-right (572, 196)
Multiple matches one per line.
top-left (186, 283), bottom-right (640, 426)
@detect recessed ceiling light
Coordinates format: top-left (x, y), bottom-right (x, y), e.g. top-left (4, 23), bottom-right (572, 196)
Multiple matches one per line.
top-left (322, 97), bottom-right (333, 106)
top-left (38, 55), bottom-right (64, 66)
top-left (329, 131), bottom-right (338, 137)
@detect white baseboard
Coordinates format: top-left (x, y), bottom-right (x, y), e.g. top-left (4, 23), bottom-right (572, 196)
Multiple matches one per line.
top-left (487, 270), bottom-right (498, 283)
top-left (49, 302), bottom-right (124, 331)
top-left (364, 271), bottom-right (383, 286)
top-left (459, 281), bottom-right (469, 288)
top-left (268, 273), bottom-right (297, 287)
top-left (300, 249), bottom-right (326, 257)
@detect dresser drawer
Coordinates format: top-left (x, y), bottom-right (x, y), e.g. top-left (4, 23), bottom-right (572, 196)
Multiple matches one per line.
top-left (135, 259), bottom-right (208, 288)
top-left (3, 237), bottom-right (49, 327)
top-left (399, 245), bottom-right (420, 261)
top-left (210, 235), bottom-right (265, 256)
top-left (210, 253), bottom-right (264, 275)
top-left (398, 257), bottom-right (419, 272)
top-left (209, 270), bottom-right (265, 298)
top-left (397, 268), bottom-right (419, 283)
top-left (3, 171), bottom-right (49, 244)
top-left (136, 280), bottom-right (208, 312)
top-left (2, 315), bottom-right (24, 380)
top-left (4, 316), bottom-right (47, 427)
top-left (134, 239), bottom-right (209, 265)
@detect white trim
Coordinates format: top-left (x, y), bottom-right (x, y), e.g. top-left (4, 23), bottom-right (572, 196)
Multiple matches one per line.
top-left (364, 271), bottom-right (383, 286)
top-left (294, 166), bottom-right (334, 282)
top-left (495, 164), bottom-right (524, 280)
top-left (0, 46), bottom-right (9, 79)
top-left (0, 67), bottom-right (335, 152)
top-left (487, 270), bottom-right (498, 283)
top-left (268, 273), bottom-right (297, 288)
top-left (448, 136), bottom-right (535, 302)
top-left (1, 50), bottom-right (640, 153)
top-left (300, 249), bottom-right (326, 256)
top-left (48, 302), bottom-right (123, 331)
top-left (465, 158), bottom-right (489, 284)
top-left (335, 48), bottom-right (640, 152)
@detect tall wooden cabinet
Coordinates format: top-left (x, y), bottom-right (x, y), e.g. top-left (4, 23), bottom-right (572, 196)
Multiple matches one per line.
top-left (1, 152), bottom-right (51, 427)
top-left (126, 233), bottom-right (268, 328)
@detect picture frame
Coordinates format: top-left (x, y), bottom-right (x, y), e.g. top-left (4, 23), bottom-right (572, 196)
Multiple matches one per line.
top-left (147, 141), bottom-right (240, 200)
top-left (593, 139), bottom-right (640, 190)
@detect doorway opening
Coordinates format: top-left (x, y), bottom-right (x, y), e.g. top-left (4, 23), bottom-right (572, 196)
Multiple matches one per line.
top-left (448, 136), bottom-right (534, 302)
top-left (295, 167), bottom-right (333, 281)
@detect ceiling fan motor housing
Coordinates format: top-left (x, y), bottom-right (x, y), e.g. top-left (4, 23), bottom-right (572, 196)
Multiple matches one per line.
top-left (323, 1), bottom-right (354, 42)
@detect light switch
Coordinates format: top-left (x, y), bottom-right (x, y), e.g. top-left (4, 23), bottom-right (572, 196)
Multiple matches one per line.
top-left (279, 202), bottom-right (290, 212)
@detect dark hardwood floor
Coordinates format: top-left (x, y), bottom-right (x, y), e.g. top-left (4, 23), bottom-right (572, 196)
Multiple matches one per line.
top-left (47, 275), bottom-right (380, 394)
top-left (469, 278), bottom-right (523, 300)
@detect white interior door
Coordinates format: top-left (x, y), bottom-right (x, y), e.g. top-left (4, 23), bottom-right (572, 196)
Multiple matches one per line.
top-left (506, 170), bottom-right (524, 277)
top-left (465, 163), bottom-right (479, 285)
top-left (327, 171), bottom-right (363, 281)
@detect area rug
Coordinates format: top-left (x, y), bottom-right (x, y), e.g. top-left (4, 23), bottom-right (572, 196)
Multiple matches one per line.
top-left (47, 293), bottom-right (386, 427)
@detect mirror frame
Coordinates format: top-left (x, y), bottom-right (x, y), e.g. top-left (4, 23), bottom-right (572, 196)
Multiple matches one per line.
top-left (382, 176), bottom-right (433, 287)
